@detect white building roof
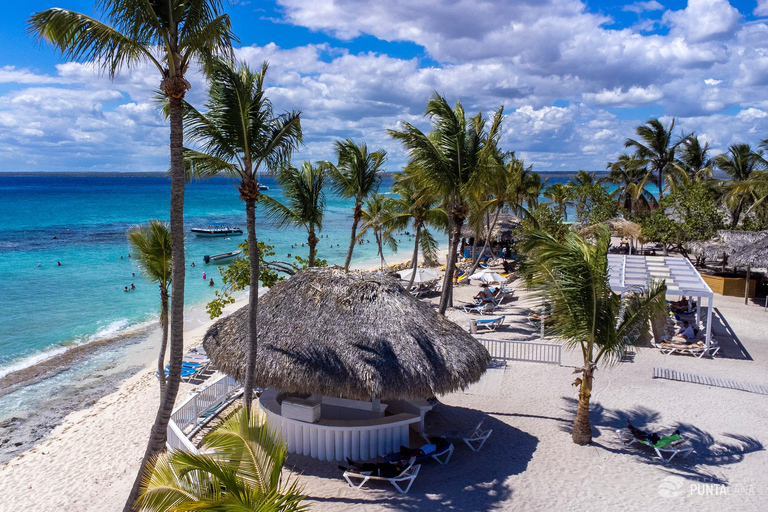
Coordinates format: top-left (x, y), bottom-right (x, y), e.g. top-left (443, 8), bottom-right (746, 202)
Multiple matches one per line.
top-left (607, 254), bottom-right (713, 298)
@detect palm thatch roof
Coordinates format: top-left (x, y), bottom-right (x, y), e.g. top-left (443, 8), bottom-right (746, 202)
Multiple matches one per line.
top-left (461, 212), bottom-right (521, 241)
top-left (688, 230), bottom-right (768, 268)
top-left (203, 267), bottom-right (491, 401)
top-left (581, 217), bottom-right (643, 241)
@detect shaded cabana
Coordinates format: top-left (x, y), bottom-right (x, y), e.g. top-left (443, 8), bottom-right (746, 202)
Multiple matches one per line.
top-left (607, 254), bottom-right (715, 348)
top-left (688, 230), bottom-right (768, 304)
top-left (203, 267), bottom-right (490, 461)
top-left (582, 217), bottom-right (644, 253)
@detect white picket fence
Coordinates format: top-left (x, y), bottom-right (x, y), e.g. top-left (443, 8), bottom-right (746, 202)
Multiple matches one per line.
top-left (166, 374), bottom-right (241, 453)
top-left (475, 337), bottom-right (562, 365)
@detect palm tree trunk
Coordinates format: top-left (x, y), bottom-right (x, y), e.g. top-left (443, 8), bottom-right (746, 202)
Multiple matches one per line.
top-left (243, 199), bottom-right (259, 410)
top-left (468, 207), bottom-right (501, 277)
top-left (124, 93), bottom-right (186, 512)
top-left (730, 198), bottom-right (744, 229)
top-left (407, 225), bottom-right (421, 290)
top-left (572, 364), bottom-right (594, 445)
top-left (439, 214), bottom-right (463, 315)
top-left (307, 226), bottom-right (317, 267)
top-left (344, 202), bottom-right (361, 271)
top-left (157, 287), bottom-right (169, 399)
top-left (377, 232), bottom-right (385, 269)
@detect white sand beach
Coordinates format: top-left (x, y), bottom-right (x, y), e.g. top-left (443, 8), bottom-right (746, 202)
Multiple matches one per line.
top-left (1, 267), bottom-right (767, 511)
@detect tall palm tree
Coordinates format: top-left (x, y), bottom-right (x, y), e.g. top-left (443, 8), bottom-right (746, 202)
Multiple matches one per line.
top-left (542, 182), bottom-right (574, 220)
top-left (128, 221), bottom-right (172, 399)
top-left (567, 170), bottom-right (597, 220)
top-left (137, 407), bottom-right (306, 512)
top-left (603, 154), bottom-right (656, 213)
top-left (28, 4), bottom-right (235, 509)
top-left (624, 118), bottom-right (686, 198)
top-left (357, 193), bottom-right (397, 269)
top-left (680, 135), bottom-right (713, 182)
top-left (389, 94), bottom-right (503, 315)
top-left (327, 140), bottom-right (385, 271)
top-left (183, 59), bottom-right (302, 412)
top-left (260, 162), bottom-right (326, 267)
top-left (521, 170), bottom-right (546, 210)
top-left (715, 144), bottom-right (765, 228)
top-left (523, 227), bottom-right (667, 445)
top-left (387, 168), bottom-right (446, 289)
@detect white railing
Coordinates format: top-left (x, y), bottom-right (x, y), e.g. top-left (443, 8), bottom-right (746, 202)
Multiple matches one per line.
top-left (167, 374), bottom-right (240, 452)
top-left (475, 337), bottom-right (562, 365)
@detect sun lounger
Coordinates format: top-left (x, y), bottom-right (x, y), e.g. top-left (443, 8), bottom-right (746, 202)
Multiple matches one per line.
top-left (385, 438), bottom-right (455, 466)
top-left (466, 316), bottom-right (506, 332)
top-left (342, 457), bottom-right (420, 494)
top-left (423, 420), bottom-right (493, 453)
top-left (615, 421), bottom-right (693, 463)
top-left (462, 302), bottom-right (496, 315)
top-left (656, 339), bottom-right (720, 358)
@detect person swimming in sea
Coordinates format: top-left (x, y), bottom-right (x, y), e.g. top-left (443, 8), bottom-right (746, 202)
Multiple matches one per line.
top-left (209, 278), bottom-right (214, 286)
top-left (130, 283), bottom-right (135, 290)
top-left (124, 286), bottom-right (129, 292)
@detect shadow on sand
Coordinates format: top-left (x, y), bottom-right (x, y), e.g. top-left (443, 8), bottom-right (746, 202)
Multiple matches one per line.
top-left (288, 403), bottom-right (538, 511)
top-left (558, 397), bottom-right (764, 484)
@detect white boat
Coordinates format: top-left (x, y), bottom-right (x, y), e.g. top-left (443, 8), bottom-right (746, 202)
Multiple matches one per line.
top-left (258, 183), bottom-right (269, 191)
top-left (204, 249), bottom-right (243, 264)
top-left (191, 223), bottom-right (243, 237)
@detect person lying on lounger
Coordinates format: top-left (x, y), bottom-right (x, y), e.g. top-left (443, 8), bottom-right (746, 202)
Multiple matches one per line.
top-left (397, 437), bottom-right (449, 459)
top-left (339, 457), bottom-right (412, 478)
top-left (627, 420), bottom-right (680, 446)
top-left (474, 284), bottom-right (495, 302)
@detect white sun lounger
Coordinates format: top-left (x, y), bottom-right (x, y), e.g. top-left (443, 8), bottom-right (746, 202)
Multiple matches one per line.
top-left (462, 302), bottom-right (497, 315)
top-left (342, 457), bottom-right (420, 494)
top-left (466, 316), bottom-right (506, 332)
top-left (423, 420), bottom-right (493, 453)
top-left (615, 428), bottom-right (694, 463)
top-left (657, 338), bottom-right (720, 358)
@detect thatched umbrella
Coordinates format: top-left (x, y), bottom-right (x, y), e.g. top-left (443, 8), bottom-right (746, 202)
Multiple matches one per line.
top-left (203, 267), bottom-right (491, 401)
top-left (688, 230), bottom-right (768, 304)
top-left (581, 217), bottom-right (644, 252)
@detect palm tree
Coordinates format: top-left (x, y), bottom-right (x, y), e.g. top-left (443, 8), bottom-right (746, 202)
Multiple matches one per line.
top-left (183, 59), bottom-right (302, 412)
top-left (521, 170), bottom-right (546, 210)
top-left (389, 94), bottom-right (503, 314)
top-left (567, 170), bottom-right (597, 220)
top-left (715, 144), bottom-right (765, 228)
top-left (28, 3), bottom-right (235, 509)
top-left (356, 193), bottom-right (397, 269)
top-left (680, 135), bottom-right (713, 182)
top-left (387, 168), bottom-right (446, 288)
top-left (624, 118), bottom-right (686, 198)
top-left (542, 182), bottom-right (574, 220)
top-left (603, 154), bottom-right (656, 213)
top-left (137, 407), bottom-right (306, 512)
top-left (327, 140), bottom-right (385, 271)
top-left (260, 162), bottom-right (326, 267)
top-left (523, 227), bottom-right (667, 445)
top-left (128, 221), bottom-right (172, 399)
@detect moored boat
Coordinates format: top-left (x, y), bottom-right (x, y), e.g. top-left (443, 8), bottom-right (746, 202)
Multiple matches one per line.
top-left (204, 249), bottom-right (243, 264)
top-left (191, 223), bottom-right (243, 237)
top-left (258, 183), bottom-right (269, 191)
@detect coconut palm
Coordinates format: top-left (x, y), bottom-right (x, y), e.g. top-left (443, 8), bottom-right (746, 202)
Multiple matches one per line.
top-left (183, 59), bottom-right (302, 412)
top-left (523, 227), bottom-right (667, 445)
top-left (326, 140), bottom-right (385, 271)
top-left (389, 94), bottom-right (503, 315)
top-left (624, 118), bottom-right (686, 198)
top-left (679, 135), bottom-right (714, 182)
top-left (260, 162), bottom-right (326, 267)
top-left (715, 144), bottom-right (766, 228)
top-left (356, 193), bottom-right (397, 269)
top-left (567, 170), bottom-right (597, 219)
top-left (603, 154), bottom-right (656, 213)
top-left (128, 221), bottom-right (172, 399)
top-left (387, 167), bottom-right (447, 289)
top-left (137, 407), bottom-right (306, 512)
top-left (28, 3), bottom-right (235, 509)
top-left (543, 182), bottom-right (574, 220)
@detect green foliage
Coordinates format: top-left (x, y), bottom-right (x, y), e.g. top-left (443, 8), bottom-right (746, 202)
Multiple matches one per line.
top-left (137, 407), bottom-right (307, 512)
top-left (128, 220), bottom-right (172, 288)
top-left (573, 184), bottom-right (618, 225)
top-left (293, 254), bottom-right (328, 269)
top-left (206, 241), bottom-right (282, 319)
top-left (520, 204), bottom-right (570, 242)
top-left (637, 182), bottom-right (725, 250)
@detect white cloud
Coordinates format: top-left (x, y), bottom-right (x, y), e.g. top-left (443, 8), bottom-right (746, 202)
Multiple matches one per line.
top-left (584, 86), bottom-right (664, 107)
top-left (756, 0), bottom-right (768, 16)
top-left (623, 1), bottom-right (664, 14)
top-left (663, 0), bottom-right (741, 43)
top-left (704, 78), bottom-right (722, 85)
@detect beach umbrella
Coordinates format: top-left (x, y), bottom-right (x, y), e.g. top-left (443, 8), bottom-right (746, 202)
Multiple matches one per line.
top-left (203, 267), bottom-right (490, 401)
top-left (468, 269), bottom-right (506, 283)
top-left (399, 267), bottom-right (439, 284)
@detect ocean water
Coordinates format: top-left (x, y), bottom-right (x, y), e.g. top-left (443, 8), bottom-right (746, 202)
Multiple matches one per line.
top-left (0, 174), bottom-right (406, 380)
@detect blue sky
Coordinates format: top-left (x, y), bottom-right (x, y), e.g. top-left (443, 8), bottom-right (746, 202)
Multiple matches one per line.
top-left (1, 0), bottom-right (768, 172)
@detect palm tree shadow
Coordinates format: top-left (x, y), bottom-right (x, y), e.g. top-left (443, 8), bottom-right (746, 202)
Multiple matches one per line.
top-left (290, 404), bottom-right (538, 511)
top-left (560, 397), bottom-right (765, 482)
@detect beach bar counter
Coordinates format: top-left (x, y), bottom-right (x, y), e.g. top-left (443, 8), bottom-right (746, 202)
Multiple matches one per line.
top-left (202, 268), bottom-right (491, 463)
top-left (260, 389), bottom-right (422, 461)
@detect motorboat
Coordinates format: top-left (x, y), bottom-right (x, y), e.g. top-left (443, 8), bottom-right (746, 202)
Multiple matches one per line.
top-left (191, 223), bottom-right (243, 237)
top-left (204, 249), bottom-right (243, 264)
top-left (258, 183), bottom-right (269, 191)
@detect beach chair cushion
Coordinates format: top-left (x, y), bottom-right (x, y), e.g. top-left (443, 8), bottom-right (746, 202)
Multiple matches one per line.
top-left (616, 422), bottom-right (693, 463)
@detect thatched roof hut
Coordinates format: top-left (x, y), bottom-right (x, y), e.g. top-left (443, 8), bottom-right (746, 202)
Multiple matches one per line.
top-left (581, 217), bottom-right (643, 241)
top-left (688, 230), bottom-right (768, 268)
top-left (203, 267), bottom-right (491, 401)
top-left (461, 212), bottom-right (521, 241)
